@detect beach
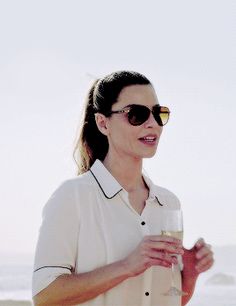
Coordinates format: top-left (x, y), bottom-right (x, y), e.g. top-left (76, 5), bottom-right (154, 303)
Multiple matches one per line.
top-left (0, 301), bottom-right (32, 306)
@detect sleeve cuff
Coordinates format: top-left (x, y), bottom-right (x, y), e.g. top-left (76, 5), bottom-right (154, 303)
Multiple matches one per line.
top-left (32, 266), bottom-right (72, 297)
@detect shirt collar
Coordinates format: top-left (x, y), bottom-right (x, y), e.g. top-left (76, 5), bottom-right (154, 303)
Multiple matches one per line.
top-left (89, 160), bottom-right (123, 199)
top-left (143, 174), bottom-right (164, 206)
top-left (89, 159), bottom-right (164, 206)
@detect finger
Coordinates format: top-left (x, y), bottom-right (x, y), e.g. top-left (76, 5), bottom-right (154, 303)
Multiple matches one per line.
top-left (196, 245), bottom-right (213, 260)
top-left (196, 253), bottom-right (214, 271)
top-left (148, 249), bottom-right (178, 265)
top-left (196, 258), bottom-right (214, 273)
top-left (198, 252), bottom-right (214, 266)
top-left (147, 235), bottom-right (182, 246)
top-left (149, 241), bottom-right (184, 255)
top-left (148, 258), bottom-right (172, 268)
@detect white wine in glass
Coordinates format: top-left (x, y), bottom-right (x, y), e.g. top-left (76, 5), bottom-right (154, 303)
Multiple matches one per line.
top-left (161, 230), bottom-right (183, 241)
top-left (161, 209), bottom-right (187, 296)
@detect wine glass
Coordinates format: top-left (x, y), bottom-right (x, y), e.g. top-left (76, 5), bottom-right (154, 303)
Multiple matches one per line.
top-left (161, 209), bottom-right (187, 296)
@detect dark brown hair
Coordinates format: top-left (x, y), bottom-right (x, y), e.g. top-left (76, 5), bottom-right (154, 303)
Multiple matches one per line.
top-left (73, 70), bottom-right (151, 174)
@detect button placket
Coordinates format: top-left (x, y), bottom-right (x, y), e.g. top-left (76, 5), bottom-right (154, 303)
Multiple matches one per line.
top-left (141, 268), bottom-right (153, 306)
top-left (140, 202), bottom-right (151, 235)
top-left (140, 217), bottom-right (150, 236)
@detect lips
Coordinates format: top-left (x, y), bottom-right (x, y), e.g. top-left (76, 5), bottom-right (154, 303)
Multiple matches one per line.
top-left (139, 135), bottom-right (157, 144)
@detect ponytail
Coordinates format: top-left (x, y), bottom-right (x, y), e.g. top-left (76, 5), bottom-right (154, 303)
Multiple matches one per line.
top-left (73, 80), bottom-right (108, 174)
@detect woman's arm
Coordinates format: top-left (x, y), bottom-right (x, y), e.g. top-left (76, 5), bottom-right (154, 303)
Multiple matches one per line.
top-left (181, 238), bottom-right (214, 306)
top-left (33, 259), bottom-right (129, 306)
top-left (34, 235), bottom-right (183, 306)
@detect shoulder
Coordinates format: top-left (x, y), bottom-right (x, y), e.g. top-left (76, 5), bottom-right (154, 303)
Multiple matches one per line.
top-left (42, 171), bottom-right (97, 216)
top-left (52, 170), bottom-right (97, 196)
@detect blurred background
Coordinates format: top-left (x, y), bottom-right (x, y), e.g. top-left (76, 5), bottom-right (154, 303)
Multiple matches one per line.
top-left (0, 0), bottom-right (235, 304)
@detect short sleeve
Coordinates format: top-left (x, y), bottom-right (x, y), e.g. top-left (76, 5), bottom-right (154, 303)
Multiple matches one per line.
top-left (32, 180), bottom-right (80, 297)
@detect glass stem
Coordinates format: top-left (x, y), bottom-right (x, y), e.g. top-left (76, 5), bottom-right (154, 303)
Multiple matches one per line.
top-left (171, 263), bottom-right (175, 287)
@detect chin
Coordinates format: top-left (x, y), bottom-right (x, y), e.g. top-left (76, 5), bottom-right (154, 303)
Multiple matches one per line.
top-left (138, 149), bottom-right (158, 159)
top-left (145, 152), bottom-right (157, 158)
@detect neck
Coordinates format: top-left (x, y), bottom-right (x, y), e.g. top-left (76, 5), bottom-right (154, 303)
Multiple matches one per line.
top-left (102, 153), bottom-right (145, 192)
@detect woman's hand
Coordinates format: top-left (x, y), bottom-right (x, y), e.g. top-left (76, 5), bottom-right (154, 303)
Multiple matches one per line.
top-left (183, 238), bottom-right (214, 278)
top-left (181, 238), bottom-right (214, 305)
top-left (123, 235), bottom-right (184, 277)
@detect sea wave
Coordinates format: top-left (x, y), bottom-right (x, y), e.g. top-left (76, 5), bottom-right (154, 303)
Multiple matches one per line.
top-left (0, 265), bottom-right (32, 292)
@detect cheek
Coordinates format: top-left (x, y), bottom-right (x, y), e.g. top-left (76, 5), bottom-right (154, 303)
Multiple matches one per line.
top-left (108, 124), bottom-right (138, 148)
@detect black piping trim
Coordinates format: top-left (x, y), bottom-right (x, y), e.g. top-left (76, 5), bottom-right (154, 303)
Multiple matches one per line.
top-left (89, 169), bottom-right (123, 199)
top-left (155, 196), bottom-right (164, 206)
top-left (34, 266), bottom-right (72, 273)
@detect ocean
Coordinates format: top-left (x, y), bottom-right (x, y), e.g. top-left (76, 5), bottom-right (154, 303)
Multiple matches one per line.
top-left (0, 246), bottom-right (235, 305)
top-left (0, 264), bottom-right (32, 301)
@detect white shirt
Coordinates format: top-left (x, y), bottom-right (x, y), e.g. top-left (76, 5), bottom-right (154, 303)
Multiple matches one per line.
top-left (32, 160), bottom-right (182, 306)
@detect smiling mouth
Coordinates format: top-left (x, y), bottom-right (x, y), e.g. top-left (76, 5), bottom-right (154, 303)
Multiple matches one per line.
top-left (139, 136), bottom-right (157, 143)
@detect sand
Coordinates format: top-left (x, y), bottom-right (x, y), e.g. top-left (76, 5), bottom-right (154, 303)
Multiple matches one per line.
top-left (0, 301), bottom-right (32, 306)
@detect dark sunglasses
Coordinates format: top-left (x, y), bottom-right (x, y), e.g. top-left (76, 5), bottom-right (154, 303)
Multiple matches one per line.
top-left (107, 104), bottom-right (170, 126)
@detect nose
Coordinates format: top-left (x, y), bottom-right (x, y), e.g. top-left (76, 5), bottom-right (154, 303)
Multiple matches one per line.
top-left (144, 112), bottom-right (161, 128)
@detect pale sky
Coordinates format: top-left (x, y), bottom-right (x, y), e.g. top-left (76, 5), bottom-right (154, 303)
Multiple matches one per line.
top-left (0, 0), bottom-right (235, 256)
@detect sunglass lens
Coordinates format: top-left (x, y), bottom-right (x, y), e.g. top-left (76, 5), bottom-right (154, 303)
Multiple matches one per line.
top-left (158, 106), bottom-right (170, 126)
top-left (128, 105), bottom-right (150, 126)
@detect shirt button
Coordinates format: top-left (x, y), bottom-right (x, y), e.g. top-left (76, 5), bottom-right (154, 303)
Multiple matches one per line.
top-left (145, 292), bottom-right (149, 296)
top-left (141, 221), bottom-right (146, 226)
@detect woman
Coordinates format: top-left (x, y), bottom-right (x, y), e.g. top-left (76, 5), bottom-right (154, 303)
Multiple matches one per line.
top-left (32, 71), bottom-right (214, 306)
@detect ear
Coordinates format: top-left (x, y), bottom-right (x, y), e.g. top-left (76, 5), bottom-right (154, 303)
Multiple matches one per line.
top-left (94, 113), bottom-right (110, 136)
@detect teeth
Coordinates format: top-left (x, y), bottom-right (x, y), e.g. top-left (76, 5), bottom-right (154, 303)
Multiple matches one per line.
top-left (141, 137), bottom-right (156, 142)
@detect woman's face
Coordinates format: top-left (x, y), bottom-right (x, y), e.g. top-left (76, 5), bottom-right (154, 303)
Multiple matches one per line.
top-left (97, 84), bottom-right (163, 160)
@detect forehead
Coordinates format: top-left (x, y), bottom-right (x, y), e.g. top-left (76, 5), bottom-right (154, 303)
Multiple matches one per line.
top-left (115, 84), bottom-right (159, 107)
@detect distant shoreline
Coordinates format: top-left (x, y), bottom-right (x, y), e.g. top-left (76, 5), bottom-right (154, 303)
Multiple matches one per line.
top-left (0, 300), bottom-right (32, 306)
